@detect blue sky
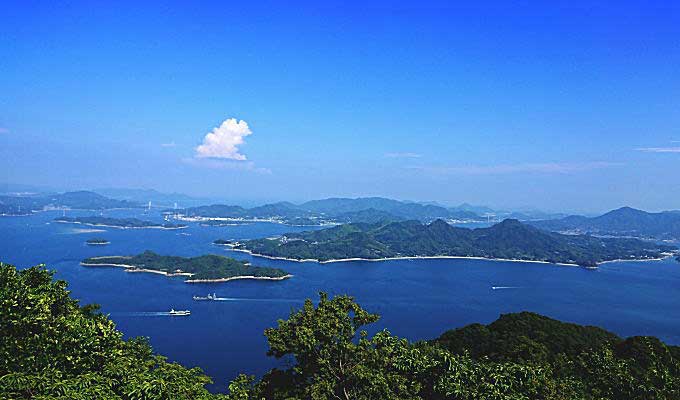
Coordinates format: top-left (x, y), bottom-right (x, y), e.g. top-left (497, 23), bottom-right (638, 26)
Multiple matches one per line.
top-left (2, 1), bottom-right (679, 212)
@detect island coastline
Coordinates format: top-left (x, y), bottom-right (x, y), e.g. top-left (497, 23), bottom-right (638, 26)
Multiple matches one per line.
top-left (80, 251), bottom-right (290, 283)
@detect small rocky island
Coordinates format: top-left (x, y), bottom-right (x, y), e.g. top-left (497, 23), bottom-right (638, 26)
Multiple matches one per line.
top-left (55, 216), bottom-right (187, 229)
top-left (86, 238), bottom-right (110, 245)
top-left (81, 250), bottom-right (291, 283)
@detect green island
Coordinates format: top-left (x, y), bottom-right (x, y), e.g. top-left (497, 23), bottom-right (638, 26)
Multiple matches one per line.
top-left (3, 262), bottom-right (680, 399)
top-left (237, 219), bottom-right (677, 267)
top-left (213, 239), bottom-right (235, 246)
top-left (81, 250), bottom-right (291, 282)
top-left (85, 238), bottom-right (109, 245)
top-left (55, 216), bottom-right (187, 229)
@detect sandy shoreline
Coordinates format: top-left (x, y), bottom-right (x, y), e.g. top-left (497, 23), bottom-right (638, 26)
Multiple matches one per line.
top-left (80, 261), bottom-right (291, 282)
top-left (185, 274), bottom-right (293, 283)
top-left (228, 247), bottom-right (582, 266)
top-left (599, 255), bottom-right (673, 264)
top-left (232, 247), bottom-right (680, 267)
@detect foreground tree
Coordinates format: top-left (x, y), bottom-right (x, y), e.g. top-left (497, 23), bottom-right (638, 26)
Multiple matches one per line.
top-left (0, 262), bottom-right (224, 399)
top-left (3, 261), bottom-right (679, 399)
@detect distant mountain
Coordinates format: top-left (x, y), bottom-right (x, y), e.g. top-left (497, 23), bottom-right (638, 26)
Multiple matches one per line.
top-left (247, 202), bottom-right (313, 218)
top-left (298, 197), bottom-right (482, 221)
top-left (175, 204), bottom-right (248, 218)
top-left (94, 188), bottom-right (209, 207)
top-left (451, 203), bottom-right (496, 215)
top-left (333, 208), bottom-right (401, 224)
top-left (49, 191), bottom-right (142, 210)
top-left (529, 207), bottom-right (680, 241)
top-left (172, 197), bottom-right (483, 226)
top-left (0, 191), bottom-right (142, 215)
top-left (0, 182), bottom-right (60, 194)
top-left (238, 218), bottom-right (675, 266)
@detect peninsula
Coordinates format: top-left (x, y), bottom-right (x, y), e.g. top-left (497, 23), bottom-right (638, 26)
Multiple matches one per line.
top-left (235, 219), bottom-right (676, 267)
top-left (55, 216), bottom-right (187, 229)
top-left (81, 250), bottom-right (291, 282)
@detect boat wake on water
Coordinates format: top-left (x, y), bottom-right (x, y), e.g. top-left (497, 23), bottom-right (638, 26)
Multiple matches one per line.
top-left (213, 297), bottom-right (302, 303)
top-left (112, 311), bottom-right (190, 317)
top-left (193, 293), bottom-right (302, 303)
top-left (491, 286), bottom-right (522, 290)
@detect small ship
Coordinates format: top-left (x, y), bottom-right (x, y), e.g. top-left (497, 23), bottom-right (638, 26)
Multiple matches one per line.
top-left (193, 293), bottom-right (219, 301)
top-left (168, 309), bottom-right (191, 316)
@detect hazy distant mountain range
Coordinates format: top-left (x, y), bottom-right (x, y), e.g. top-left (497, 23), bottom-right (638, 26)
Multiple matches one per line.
top-left (529, 207), bottom-right (680, 241)
top-left (2, 188), bottom-right (679, 244)
top-left (171, 197), bottom-right (483, 225)
top-left (237, 218), bottom-right (675, 266)
top-left (93, 188), bottom-right (212, 207)
top-left (0, 191), bottom-right (142, 215)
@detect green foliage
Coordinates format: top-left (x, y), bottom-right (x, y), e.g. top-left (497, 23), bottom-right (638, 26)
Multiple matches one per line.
top-left (229, 293), bottom-right (680, 400)
top-left (0, 262), bottom-right (225, 399)
top-left (435, 312), bottom-right (680, 399)
top-left (239, 219), bottom-right (674, 265)
top-left (4, 262), bottom-right (679, 399)
top-left (435, 312), bottom-right (620, 363)
top-left (82, 250), bottom-right (289, 280)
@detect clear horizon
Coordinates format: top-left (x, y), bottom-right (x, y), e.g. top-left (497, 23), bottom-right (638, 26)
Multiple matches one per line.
top-left (2, 2), bottom-right (679, 213)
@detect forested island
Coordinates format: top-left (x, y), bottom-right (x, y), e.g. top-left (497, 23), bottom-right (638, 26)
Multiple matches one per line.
top-left (3, 262), bottom-right (680, 399)
top-left (55, 216), bottom-right (187, 229)
top-left (80, 250), bottom-right (291, 282)
top-left (236, 219), bottom-right (676, 267)
top-left (85, 238), bottom-right (109, 245)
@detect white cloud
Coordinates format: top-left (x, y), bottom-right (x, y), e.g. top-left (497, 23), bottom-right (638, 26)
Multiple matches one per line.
top-left (406, 162), bottom-right (621, 175)
top-left (636, 147), bottom-right (680, 153)
top-left (385, 152), bottom-right (422, 159)
top-left (161, 141), bottom-right (176, 148)
top-left (195, 118), bottom-right (252, 160)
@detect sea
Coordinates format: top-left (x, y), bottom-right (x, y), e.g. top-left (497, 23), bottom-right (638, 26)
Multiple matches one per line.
top-left (2, 209), bottom-right (679, 393)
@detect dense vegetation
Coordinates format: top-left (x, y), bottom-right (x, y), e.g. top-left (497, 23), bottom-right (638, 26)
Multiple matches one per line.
top-left (0, 191), bottom-right (141, 215)
top-left (172, 197), bottom-right (482, 225)
top-left (82, 250), bottom-right (289, 281)
top-left (2, 262), bottom-right (679, 399)
top-left (229, 294), bottom-right (680, 399)
top-left (239, 219), bottom-right (675, 266)
top-left (55, 216), bottom-right (187, 229)
top-left (0, 262), bottom-right (223, 399)
top-left (530, 206), bottom-right (680, 241)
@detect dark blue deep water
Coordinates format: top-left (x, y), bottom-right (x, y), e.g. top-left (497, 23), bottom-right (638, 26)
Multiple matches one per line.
top-left (2, 210), bottom-right (680, 392)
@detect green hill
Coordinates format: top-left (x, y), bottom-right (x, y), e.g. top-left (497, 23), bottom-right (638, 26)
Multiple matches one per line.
top-left (238, 219), bottom-right (676, 266)
top-left (2, 262), bottom-right (679, 399)
top-left (530, 206), bottom-right (680, 240)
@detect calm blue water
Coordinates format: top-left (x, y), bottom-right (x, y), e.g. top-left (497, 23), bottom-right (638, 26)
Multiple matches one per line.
top-left (2, 210), bottom-right (680, 392)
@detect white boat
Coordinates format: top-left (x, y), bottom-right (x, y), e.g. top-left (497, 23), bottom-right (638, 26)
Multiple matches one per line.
top-left (168, 309), bottom-right (191, 316)
top-left (193, 293), bottom-right (218, 301)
